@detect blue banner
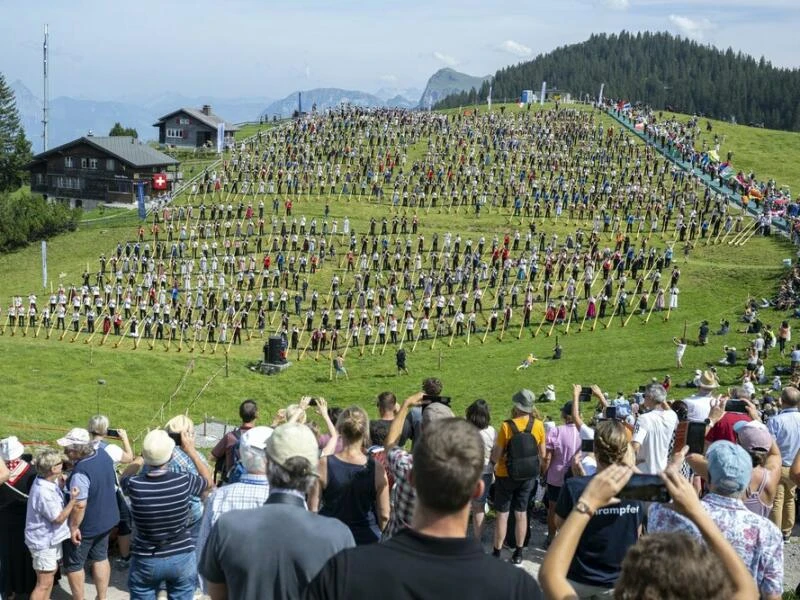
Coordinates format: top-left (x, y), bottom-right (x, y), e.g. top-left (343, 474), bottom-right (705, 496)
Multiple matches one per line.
top-left (136, 181), bottom-right (146, 220)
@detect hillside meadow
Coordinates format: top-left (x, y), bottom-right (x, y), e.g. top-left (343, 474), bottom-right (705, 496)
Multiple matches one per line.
top-left (0, 103), bottom-right (797, 449)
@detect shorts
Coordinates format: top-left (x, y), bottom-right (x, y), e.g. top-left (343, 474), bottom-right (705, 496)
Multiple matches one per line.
top-left (117, 490), bottom-right (133, 536)
top-left (31, 544), bottom-right (62, 572)
top-left (547, 483), bottom-right (562, 505)
top-left (493, 476), bottom-right (536, 513)
top-left (474, 472), bottom-right (493, 504)
top-left (62, 530), bottom-right (111, 573)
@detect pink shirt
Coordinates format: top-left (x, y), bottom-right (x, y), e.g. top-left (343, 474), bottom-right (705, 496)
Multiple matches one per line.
top-left (545, 424), bottom-right (581, 487)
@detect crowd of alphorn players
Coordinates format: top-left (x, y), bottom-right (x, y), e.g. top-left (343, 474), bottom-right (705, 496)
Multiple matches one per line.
top-left (2, 106), bottom-right (760, 360)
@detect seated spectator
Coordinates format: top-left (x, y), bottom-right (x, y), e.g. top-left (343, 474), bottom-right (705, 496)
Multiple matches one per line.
top-left (304, 418), bottom-right (543, 599)
top-left (25, 449), bottom-right (80, 600)
top-left (540, 461), bottom-right (759, 600)
top-left (211, 399), bottom-right (259, 484)
top-left (554, 419), bottom-right (643, 597)
top-left (719, 345), bottom-right (737, 365)
top-left (121, 429), bottom-right (212, 599)
top-left (310, 406), bottom-right (390, 544)
top-left (197, 426), bottom-right (273, 585)
top-left (650, 442), bottom-right (783, 599)
top-left (465, 399), bottom-right (495, 540)
top-left (199, 423), bottom-right (355, 599)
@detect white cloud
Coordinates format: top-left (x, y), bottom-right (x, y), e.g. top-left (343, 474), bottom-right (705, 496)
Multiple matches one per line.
top-left (669, 14), bottom-right (715, 39)
top-left (497, 39), bottom-right (533, 58)
top-left (379, 74), bottom-right (398, 83)
top-left (605, 0), bottom-right (630, 9)
top-left (432, 51), bottom-right (459, 67)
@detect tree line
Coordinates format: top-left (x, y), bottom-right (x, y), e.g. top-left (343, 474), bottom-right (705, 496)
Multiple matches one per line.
top-left (436, 31), bottom-right (800, 132)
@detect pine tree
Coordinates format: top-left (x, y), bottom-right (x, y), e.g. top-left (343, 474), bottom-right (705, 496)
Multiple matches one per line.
top-left (0, 72), bottom-right (32, 192)
top-left (109, 122), bottom-right (138, 138)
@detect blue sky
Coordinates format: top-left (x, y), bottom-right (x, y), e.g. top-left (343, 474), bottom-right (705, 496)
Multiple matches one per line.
top-left (2, 0), bottom-right (798, 100)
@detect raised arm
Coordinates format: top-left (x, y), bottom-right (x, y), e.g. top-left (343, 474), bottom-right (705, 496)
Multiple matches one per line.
top-left (385, 392), bottom-right (423, 451)
top-left (539, 464), bottom-right (633, 600)
top-left (660, 467), bottom-right (758, 600)
top-left (315, 398), bottom-right (340, 457)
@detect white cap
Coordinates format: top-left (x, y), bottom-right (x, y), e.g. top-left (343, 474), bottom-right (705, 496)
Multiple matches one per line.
top-left (57, 428), bottom-right (91, 447)
top-left (0, 436), bottom-right (24, 461)
top-left (241, 426), bottom-right (274, 451)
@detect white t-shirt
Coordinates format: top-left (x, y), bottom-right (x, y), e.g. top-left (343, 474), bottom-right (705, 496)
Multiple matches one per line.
top-left (478, 426), bottom-right (497, 473)
top-left (93, 440), bottom-right (124, 465)
top-left (682, 393), bottom-right (716, 422)
top-left (632, 408), bottom-right (678, 475)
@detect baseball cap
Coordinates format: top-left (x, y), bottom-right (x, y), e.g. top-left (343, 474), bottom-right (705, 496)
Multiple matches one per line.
top-left (142, 430), bottom-right (175, 466)
top-left (512, 389), bottom-right (535, 413)
top-left (733, 421), bottom-right (772, 452)
top-left (0, 436), bottom-right (24, 461)
top-left (264, 423), bottom-right (319, 475)
top-left (57, 428), bottom-right (91, 447)
top-left (422, 402), bottom-right (454, 425)
top-left (240, 426), bottom-right (274, 451)
top-left (707, 440), bottom-right (752, 495)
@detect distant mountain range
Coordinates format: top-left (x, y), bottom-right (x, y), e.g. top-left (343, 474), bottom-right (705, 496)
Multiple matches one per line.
top-left (11, 68), bottom-right (490, 149)
top-left (11, 80), bottom-right (273, 150)
top-left (418, 68), bottom-right (492, 109)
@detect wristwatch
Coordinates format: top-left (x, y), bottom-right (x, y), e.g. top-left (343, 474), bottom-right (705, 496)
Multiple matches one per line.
top-left (575, 500), bottom-right (595, 517)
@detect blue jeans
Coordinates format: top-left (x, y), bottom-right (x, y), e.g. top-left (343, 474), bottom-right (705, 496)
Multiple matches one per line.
top-left (128, 552), bottom-right (197, 600)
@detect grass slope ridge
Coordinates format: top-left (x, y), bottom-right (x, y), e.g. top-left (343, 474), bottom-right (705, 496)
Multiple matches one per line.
top-left (435, 31), bottom-right (800, 132)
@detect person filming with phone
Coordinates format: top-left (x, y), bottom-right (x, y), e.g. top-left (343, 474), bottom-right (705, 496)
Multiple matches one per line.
top-left (552, 417), bottom-right (643, 598)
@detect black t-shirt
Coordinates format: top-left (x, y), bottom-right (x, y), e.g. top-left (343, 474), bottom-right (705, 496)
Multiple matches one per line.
top-left (303, 528), bottom-right (542, 600)
top-left (554, 475), bottom-right (644, 587)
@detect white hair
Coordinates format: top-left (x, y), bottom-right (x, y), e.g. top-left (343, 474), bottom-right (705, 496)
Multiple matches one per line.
top-left (87, 415), bottom-right (109, 436)
top-left (239, 444), bottom-right (267, 474)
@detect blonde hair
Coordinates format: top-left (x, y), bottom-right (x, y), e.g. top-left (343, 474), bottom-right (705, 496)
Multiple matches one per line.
top-left (285, 404), bottom-right (307, 424)
top-left (32, 448), bottom-right (67, 477)
top-left (164, 414), bottom-right (194, 434)
top-left (593, 420), bottom-right (630, 466)
top-left (336, 406), bottom-right (369, 445)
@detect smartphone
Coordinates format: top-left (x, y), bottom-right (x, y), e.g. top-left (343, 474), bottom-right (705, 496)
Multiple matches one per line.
top-left (578, 386), bottom-right (592, 402)
top-left (106, 428), bottom-right (119, 438)
top-left (581, 438), bottom-right (595, 452)
top-left (617, 474), bottom-right (671, 503)
top-left (167, 431), bottom-right (183, 447)
top-left (725, 400), bottom-right (748, 414)
top-left (686, 422), bottom-right (706, 455)
top-left (604, 406), bottom-right (618, 420)
top-left (422, 394), bottom-right (452, 405)
top-left (308, 398), bottom-right (318, 407)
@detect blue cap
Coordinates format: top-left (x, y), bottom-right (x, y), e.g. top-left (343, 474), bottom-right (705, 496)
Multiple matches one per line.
top-left (706, 441), bottom-right (752, 496)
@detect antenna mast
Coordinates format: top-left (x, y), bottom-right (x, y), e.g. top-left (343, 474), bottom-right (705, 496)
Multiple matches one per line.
top-left (42, 24), bottom-right (49, 152)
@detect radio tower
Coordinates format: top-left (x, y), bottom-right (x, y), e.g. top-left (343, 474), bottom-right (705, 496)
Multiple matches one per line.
top-left (42, 24), bottom-right (49, 152)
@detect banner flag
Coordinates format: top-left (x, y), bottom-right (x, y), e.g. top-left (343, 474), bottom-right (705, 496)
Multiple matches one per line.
top-left (217, 122), bottom-right (225, 154)
top-left (41, 241), bottom-right (47, 289)
top-left (136, 181), bottom-right (146, 220)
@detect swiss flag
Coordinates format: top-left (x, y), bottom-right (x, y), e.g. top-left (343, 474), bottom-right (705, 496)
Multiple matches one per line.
top-left (152, 173), bottom-right (168, 190)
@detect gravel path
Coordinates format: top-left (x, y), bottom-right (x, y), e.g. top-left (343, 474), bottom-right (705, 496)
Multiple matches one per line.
top-left (53, 514), bottom-right (800, 598)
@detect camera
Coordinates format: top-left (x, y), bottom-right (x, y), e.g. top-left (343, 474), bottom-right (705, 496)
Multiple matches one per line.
top-left (578, 386), bottom-right (592, 402)
top-left (308, 398), bottom-right (318, 407)
top-left (580, 438), bottom-right (595, 452)
top-left (725, 399), bottom-right (749, 414)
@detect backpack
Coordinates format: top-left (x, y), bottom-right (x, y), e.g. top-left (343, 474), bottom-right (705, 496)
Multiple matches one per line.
top-left (214, 428), bottom-right (243, 485)
top-left (504, 417), bottom-right (540, 481)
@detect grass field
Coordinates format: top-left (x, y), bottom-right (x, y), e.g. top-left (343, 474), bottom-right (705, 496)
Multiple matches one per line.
top-left (0, 103), bottom-right (797, 449)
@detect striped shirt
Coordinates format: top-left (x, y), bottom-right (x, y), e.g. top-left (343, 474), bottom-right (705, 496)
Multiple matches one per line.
top-left (121, 470), bottom-right (207, 557)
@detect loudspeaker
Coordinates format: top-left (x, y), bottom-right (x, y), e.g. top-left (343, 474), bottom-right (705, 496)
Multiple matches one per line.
top-left (267, 335), bottom-right (286, 364)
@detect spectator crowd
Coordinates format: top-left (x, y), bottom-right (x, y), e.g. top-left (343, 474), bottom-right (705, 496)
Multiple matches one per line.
top-left (1, 371), bottom-right (798, 599)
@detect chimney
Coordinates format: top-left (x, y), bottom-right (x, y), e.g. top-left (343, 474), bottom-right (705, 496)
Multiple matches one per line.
top-left (202, 104), bottom-right (212, 116)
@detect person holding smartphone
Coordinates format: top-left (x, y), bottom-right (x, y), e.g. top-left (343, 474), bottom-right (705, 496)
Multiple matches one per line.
top-left (551, 418), bottom-right (644, 597)
top-left (540, 458), bottom-right (759, 600)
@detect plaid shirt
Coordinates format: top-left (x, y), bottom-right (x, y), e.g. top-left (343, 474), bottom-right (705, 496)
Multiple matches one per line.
top-left (384, 446), bottom-right (414, 539)
top-left (649, 493), bottom-right (783, 597)
top-left (196, 474), bottom-right (270, 565)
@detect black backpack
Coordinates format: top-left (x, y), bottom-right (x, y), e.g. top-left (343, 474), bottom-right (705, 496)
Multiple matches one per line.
top-left (504, 417), bottom-right (540, 481)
